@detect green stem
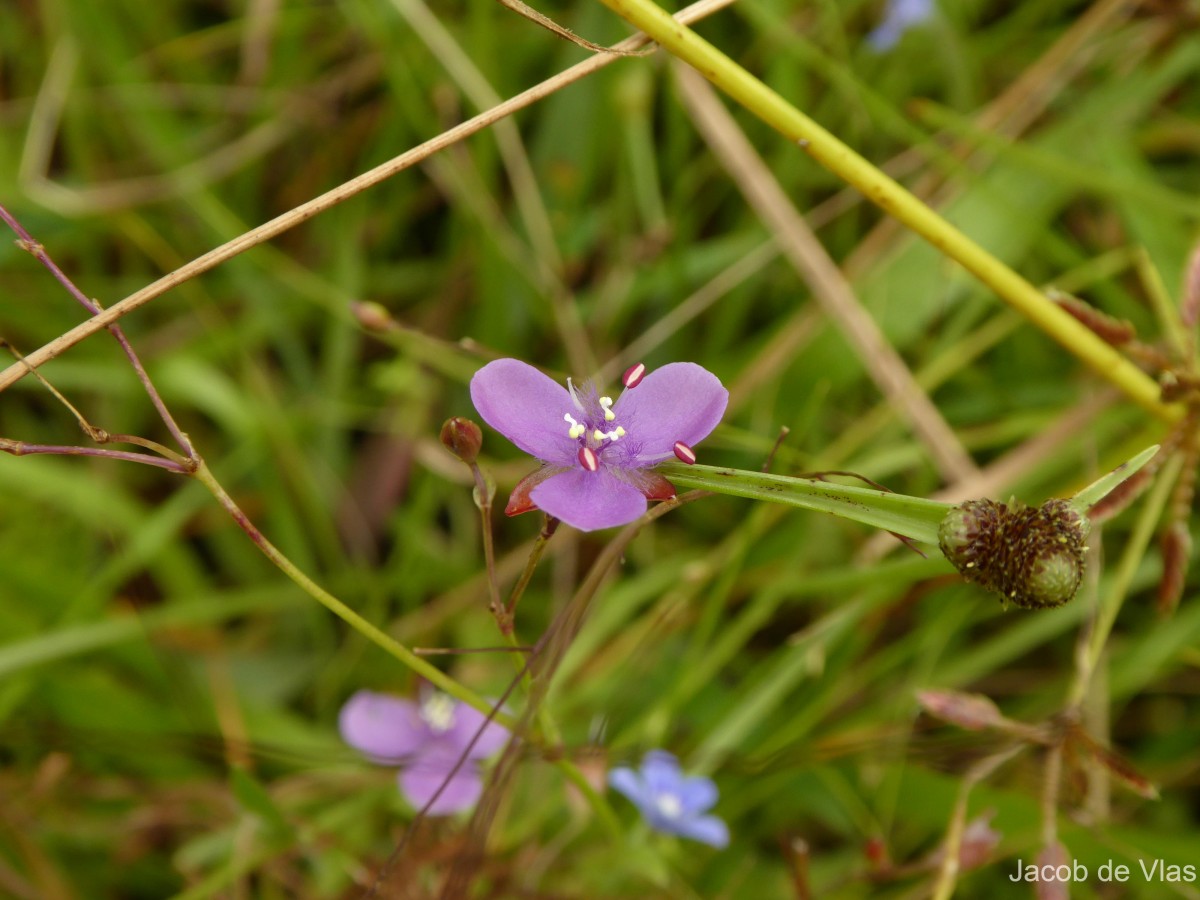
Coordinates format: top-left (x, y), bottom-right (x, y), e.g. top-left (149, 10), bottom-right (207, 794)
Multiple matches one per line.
top-left (1069, 453), bottom-right (1181, 706)
top-left (657, 461), bottom-right (950, 544)
top-left (657, 446), bottom-right (1159, 547)
top-left (593, 0), bottom-right (1178, 424)
top-left (191, 461), bottom-right (505, 726)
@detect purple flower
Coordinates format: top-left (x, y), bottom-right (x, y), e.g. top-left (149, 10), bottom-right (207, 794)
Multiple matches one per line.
top-left (608, 751), bottom-right (729, 848)
top-left (339, 689), bottom-right (509, 815)
top-left (867, 0), bottom-right (935, 51)
top-left (470, 359), bottom-right (728, 531)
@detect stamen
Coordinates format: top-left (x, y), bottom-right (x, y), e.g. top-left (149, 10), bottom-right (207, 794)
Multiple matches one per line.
top-left (593, 427), bottom-right (625, 442)
top-left (564, 413), bottom-right (585, 440)
top-left (566, 377), bottom-right (584, 411)
top-left (578, 446), bottom-right (599, 472)
top-left (622, 363), bottom-right (646, 389)
top-left (599, 396), bottom-right (616, 421)
top-left (673, 441), bottom-right (697, 465)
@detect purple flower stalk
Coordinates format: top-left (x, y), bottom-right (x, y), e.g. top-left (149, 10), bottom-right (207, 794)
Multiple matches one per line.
top-left (470, 359), bottom-right (728, 531)
top-left (608, 751), bottom-right (729, 848)
top-left (867, 0), bottom-right (935, 52)
top-left (339, 689), bottom-right (509, 815)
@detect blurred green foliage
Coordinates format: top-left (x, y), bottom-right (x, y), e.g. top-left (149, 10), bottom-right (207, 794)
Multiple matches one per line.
top-left (1, 0), bottom-right (1199, 896)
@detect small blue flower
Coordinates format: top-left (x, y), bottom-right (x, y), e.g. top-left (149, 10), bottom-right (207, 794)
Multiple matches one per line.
top-left (608, 751), bottom-right (729, 848)
top-left (867, 0), bottom-right (935, 52)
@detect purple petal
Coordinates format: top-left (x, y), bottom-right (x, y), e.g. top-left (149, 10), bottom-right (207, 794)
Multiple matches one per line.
top-left (608, 766), bottom-right (649, 810)
top-left (470, 359), bottom-right (577, 465)
top-left (675, 813), bottom-right (730, 848)
top-left (612, 364), bottom-right (727, 465)
top-left (530, 469), bottom-right (647, 531)
top-left (339, 690), bottom-right (427, 762)
top-left (398, 760), bottom-right (483, 815)
top-left (444, 702), bottom-right (510, 759)
top-left (676, 775), bottom-right (719, 814)
top-left (639, 751), bottom-right (684, 795)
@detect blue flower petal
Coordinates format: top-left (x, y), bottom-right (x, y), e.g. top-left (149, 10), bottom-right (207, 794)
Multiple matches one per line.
top-left (675, 813), bottom-right (730, 848)
top-left (676, 775), bottom-right (719, 814)
top-left (867, 0), bottom-right (935, 52)
top-left (608, 766), bottom-right (650, 809)
top-left (639, 750), bottom-right (684, 795)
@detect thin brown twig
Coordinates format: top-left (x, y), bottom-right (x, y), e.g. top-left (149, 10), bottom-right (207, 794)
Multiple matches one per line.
top-left (466, 460), bottom-right (505, 622)
top-left (763, 426), bottom-right (790, 473)
top-left (363, 493), bottom-right (696, 896)
top-left (413, 645), bottom-right (535, 655)
top-left (502, 515), bottom-right (559, 628)
top-left (0, 204), bottom-right (195, 456)
top-left (493, 0), bottom-right (654, 56)
top-left (0, 0), bottom-right (737, 396)
top-left (430, 491), bottom-right (707, 899)
top-left (0, 438), bottom-right (193, 473)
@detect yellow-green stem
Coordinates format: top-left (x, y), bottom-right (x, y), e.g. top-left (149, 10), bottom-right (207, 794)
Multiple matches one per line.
top-left (1069, 453), bottom-right (1182, 707)
top-left (594, 0), bottom-right (1179, 424)
top-left (192, 461), bottom-right (508, 728)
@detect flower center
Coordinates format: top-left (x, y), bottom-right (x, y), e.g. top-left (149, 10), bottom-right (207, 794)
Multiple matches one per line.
top-left (419, 693), bottom-right (457, 734)
top-left (562, 378), bottom-right (626, 458)
top-left (654, 792), bottom-right (683, 820)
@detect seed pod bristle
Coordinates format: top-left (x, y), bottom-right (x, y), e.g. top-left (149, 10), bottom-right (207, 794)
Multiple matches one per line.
top-left (938, 497), bottom-right (1088, 609)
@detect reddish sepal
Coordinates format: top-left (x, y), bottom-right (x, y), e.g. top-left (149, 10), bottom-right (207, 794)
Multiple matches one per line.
top-left (505, 467), bottom-right (558, 516)
top-left (630, 470), bottom-right (677, 502)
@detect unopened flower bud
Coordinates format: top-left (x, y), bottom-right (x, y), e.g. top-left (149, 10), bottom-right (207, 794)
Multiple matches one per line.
top-left (938, 497), bottom-right (1088, 610)
top-left (440, 416), bottom-right (482, 464)
top-left (350, 300), bottom-right (394, 332)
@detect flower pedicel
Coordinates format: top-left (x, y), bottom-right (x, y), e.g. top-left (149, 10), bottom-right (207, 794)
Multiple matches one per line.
top-left (470, 359), bottom-right (727, 531)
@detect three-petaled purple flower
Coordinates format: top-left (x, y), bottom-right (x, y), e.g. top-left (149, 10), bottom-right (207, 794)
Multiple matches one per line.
top-left (608, 751), bottom-right (730, 848)
top-left (470, 359), bottom-right (728, 531)
top-left (339, 689), bottom-right (509, 815)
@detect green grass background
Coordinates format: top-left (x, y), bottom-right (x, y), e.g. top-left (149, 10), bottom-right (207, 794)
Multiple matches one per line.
top-left (1, 0), bottom-right (1199, 897)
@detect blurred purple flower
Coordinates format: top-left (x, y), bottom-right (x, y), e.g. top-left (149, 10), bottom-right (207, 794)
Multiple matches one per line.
top-left (339, 689), bottom-right (508, 815)
top-left (608, 751), bottom-right (729, 847)
top-left (470, 359), bottom-right (727, 531)
top-left (867, 0), bottom-right (935, 51)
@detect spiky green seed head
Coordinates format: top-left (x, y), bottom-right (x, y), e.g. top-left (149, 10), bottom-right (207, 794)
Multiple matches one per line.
top-left (939, 497), bottom-right (1087, 610)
